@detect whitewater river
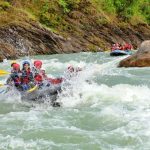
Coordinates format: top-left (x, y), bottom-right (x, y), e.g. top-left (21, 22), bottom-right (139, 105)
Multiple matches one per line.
top-left (0, 52), bottom-right (150, 149)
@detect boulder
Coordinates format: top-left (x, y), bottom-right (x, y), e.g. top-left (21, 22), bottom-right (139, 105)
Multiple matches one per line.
top-left (119, 40), bottom-right (150, 67)
top-left (0, 23), bottom-right (83, 61)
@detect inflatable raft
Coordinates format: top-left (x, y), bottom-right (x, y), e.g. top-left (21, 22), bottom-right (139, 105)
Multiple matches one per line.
top-left (21, 84), bottom-right (62, 107)
top-left (110, 50), bottom-right (132, 56)
top-left (0, 79), bottom-right (62, 107)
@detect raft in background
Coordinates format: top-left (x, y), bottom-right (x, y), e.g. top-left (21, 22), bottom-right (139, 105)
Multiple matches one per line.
top-left (110, 50), bottom-right (132, 56)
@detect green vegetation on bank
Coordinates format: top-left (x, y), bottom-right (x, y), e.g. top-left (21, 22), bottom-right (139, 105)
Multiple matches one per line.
top-left (0, 0), bottom-right (149, 28)
top-left (26, 0), bottom-right (150, 27)
top-left (0, 0), bottom-right (149, 51)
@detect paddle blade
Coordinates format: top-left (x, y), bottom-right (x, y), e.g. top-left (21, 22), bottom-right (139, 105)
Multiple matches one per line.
top-left (0, 83), bottom-right (4, 87)
top-left (27, 85), bottom-right (38, 93)
top-left (0, 70), bottom-right (10, 76)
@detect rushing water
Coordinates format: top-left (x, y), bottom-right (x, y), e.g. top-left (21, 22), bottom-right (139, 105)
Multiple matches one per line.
top-left (0, 52), bottom-right (150, 150)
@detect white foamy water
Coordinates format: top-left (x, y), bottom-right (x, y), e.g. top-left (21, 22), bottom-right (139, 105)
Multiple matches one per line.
top-left (0, 52), bottom-right (150, 149)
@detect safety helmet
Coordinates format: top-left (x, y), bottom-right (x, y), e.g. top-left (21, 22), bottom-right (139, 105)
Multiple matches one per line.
top-left (13, 63), bottom-right (20, 70)
top-left (22, 60), bottom-right (30, 66)
top-left (34, 60), bottom-right (42, 68)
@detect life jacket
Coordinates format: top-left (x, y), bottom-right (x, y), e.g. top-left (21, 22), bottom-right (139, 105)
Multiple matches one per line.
top-left (33, 67), bottom-right (47, 83)
top-left (124, 43), bottom-right (132, 50)
top-left (10, 71), bottom-right (22, 86)
top-left (111, 43), bottom-right (121, 51)
top-left (127, 44), bottom-right (132, 50)
top-left (21, 69), bottom-right (33, 84)
top-left (34, 74), bottom-right (43, 83)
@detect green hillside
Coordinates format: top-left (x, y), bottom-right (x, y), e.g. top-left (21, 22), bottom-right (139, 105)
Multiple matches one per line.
top-left (0, 0), bottom-right (149, 55)
top-left (0, 0), bottom-right (149, 31)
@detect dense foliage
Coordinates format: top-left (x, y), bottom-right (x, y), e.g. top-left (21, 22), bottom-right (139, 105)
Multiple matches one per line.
top-left (0, 0), bottom-right (149, 28)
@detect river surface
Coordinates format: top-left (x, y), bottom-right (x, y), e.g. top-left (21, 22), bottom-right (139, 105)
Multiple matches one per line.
top-left (0, 52), bottom-right (150, 150)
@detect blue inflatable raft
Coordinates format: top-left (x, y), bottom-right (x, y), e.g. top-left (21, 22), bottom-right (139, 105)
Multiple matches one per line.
top-left (110, 50), bottom-right (132, 56)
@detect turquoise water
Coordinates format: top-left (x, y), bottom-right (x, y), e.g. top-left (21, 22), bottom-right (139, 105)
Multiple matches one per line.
top-left (0, 52), bottom-right (150, 149)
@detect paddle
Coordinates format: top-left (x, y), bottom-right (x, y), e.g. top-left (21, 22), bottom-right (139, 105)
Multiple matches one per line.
top-left (0, 82), bottom-right (38, 94)
top-left (0, 70), bottom-right (10, 76)
top-left (27, 84), bottom-right (38, 93)
top-left (0, 83), bottom-right (6, 87)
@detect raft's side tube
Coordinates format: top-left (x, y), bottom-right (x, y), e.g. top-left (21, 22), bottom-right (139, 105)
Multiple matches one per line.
top-left (110, 50), bottom-right (131, 56)
top-left (21, 84), bottom-right (61, 102)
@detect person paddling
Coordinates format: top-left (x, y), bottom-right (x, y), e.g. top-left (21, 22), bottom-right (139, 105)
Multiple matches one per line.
top-left (123, 43), bottom-right (133, 51)
top-left (32, 60), bottom-right (48, 86)
top-left (64, 65), bottom-right (82, 80)
top-left (33, 60), bottom-right (63, 86)
top-left (21, 61), bottom-right (34, 91)
top-left (6, 63), bottom-right (22, 90)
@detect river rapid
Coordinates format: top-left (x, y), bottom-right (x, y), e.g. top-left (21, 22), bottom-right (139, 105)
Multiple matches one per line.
top-left (0, 52), bottom-right (150, 150)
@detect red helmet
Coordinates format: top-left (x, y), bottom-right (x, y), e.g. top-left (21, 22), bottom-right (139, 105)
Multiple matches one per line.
top-left (34, 60), bottom-right (42, 68)
top-left (13, 63), bottom-right (20, 70)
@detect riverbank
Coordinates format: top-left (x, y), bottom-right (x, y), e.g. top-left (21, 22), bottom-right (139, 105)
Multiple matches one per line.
top-left (0, 0), bottom-right (150, 61)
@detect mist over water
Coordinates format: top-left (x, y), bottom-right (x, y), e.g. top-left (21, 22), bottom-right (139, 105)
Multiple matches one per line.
top-left (0, 52), bottom-right (150, 149)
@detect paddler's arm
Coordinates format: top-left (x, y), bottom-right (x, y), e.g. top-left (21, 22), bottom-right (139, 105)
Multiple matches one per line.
top-left (6, 74), bottom-right (14, 86)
